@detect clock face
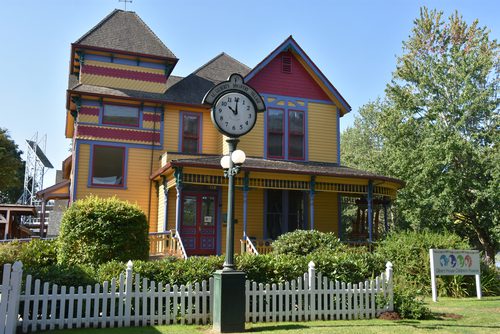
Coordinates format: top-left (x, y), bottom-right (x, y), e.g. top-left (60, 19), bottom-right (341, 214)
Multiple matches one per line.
top-left (212, 92), bottom-right (256, 137)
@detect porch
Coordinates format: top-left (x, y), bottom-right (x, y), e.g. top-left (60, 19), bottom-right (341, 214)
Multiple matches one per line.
top-left (150, 156), bottom-right (403, 258)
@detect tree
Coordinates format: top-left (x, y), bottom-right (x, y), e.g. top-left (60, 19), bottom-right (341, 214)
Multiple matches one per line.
top-left (342, 8), bottom-right (499, 262)
top-left (0, 128), bottom-right (24, 203)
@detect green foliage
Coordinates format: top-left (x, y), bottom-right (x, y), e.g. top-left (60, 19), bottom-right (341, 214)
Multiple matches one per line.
top-left (392, 288), bottom-right (432, 319)
top-left (271, 230), bottom-right (346, 256)
top-left (58, 196), bottom-right (149, 267)
top-left (0, 128), bottom-right (24, 203)
top-left (24, 263), bottom-right (96, 287)
top-left (0, 239), bottom-right (58, 276)
top-left (341, 7), bottom-right (500, 262)
top-left (376, 230), bottom-right (470, 295)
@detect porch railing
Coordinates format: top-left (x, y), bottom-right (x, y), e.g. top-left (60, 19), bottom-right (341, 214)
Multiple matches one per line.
top-left (148, 230), bottom-right (187, 259)
top-left (240, 237), bottom-right (273, 255)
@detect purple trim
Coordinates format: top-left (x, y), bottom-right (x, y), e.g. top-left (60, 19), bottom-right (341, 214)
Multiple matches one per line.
top-left (337, 107), bottom-right (341, 164)
top-left (245, 37), bottom-right (351, 112)
top-left (88, 144), bottom-right (127, 189)
top-left (287, 109), bottom-right (305, 161)
top-left (85, 53), bottom-right (167, 70)
top-left (179, 111), bottom-right (203, 154)
top-left (72, 141), bottom-right (80, 202)
top-left (267, 108), bottom-right (285, 159)
top-left (76, 139), bottom-right (163, 150)
top-left (102, 103), bottom-right (140, 128)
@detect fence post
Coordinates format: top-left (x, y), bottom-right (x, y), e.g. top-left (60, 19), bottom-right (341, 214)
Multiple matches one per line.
top-left (0, 263), bottom-right (12, 334)
top-left (6, 261), bottom-right (23, 334)
top-left (308, 261), bottom-right (315, 290)
top-left (124, 261), bottom-right (133, 326)
top-left (385, 262), bottom-right (393, 312)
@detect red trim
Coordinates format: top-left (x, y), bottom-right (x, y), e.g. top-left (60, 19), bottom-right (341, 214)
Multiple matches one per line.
top-left (143, 113), bottom-right (162, 122)
top-left (91, 145), bottom-right (125, 188)
top-left (79, 106), bottom-right (100, 116)
top-left (267, 108), bottom-right (285, 159)
top-left (102, 103), bottom-right (140, 128)
top-left (83, 65), bottom-right (167, 83)
top-left (78, 125), bottom-right (160, 144)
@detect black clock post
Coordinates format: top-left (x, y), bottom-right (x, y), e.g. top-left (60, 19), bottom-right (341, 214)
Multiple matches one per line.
top-left (202, 74), bottom-right (266, 333)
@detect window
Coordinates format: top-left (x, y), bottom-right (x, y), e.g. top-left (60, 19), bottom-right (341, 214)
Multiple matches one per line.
top-left (266, 190), bottom-right (305, 240)
top-left (267, 109), bottom-right (284, 158)
top-left (267, 108), bottom-right (305, 160)
top-left (288, 110), bottom-right (304, 159)
top-left (91, 146), bottom-right (125, 187)
top-left (181, 113), bottom-right (201, 153)
top-left (102, 104), bottom-right (139, 127)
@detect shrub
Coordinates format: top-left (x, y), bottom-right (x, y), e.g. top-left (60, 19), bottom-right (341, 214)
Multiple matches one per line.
top-left (272, 230), bottom-right (346, 256)
top-left (58, 196), bottom-right (149, 267)
top-left (375, 230), bottom-right (470, 295)
top-left (24, 263), bottom-right (96, 287)
top-left (392, 288), bottom-right (432, 319)
top-left (19, 239), bottom-right (58, 268)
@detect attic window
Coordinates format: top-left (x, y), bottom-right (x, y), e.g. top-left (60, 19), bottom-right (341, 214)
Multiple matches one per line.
top-left (282, 55), bottom-right (292, 73)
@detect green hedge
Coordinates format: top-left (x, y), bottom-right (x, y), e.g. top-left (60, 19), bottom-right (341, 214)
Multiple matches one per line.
top-left (58, 196), bottom-right (149, 267)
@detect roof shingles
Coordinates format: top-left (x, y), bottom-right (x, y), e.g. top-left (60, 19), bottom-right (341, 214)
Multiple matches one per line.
top-left (75, 9), bottom-right (176, 59)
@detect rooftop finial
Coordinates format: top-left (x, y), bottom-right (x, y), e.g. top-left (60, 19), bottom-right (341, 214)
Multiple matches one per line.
top-left (119, 0), bottom-right (132, 11)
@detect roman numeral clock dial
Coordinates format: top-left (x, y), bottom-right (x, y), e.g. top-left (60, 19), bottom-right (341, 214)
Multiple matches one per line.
top-left (213, 92), bottom-right (256, 137)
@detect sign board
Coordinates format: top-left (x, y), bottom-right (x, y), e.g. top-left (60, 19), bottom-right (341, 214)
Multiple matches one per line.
top-left (429, 249), bottom-right (481, 302)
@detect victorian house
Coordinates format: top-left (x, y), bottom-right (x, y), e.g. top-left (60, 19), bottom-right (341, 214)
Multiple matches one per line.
top-left (39, 9), bottom-right (403, 257)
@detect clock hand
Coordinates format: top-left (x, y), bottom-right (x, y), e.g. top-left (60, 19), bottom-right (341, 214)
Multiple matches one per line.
top-left (234, 98), bottom-right (239, 115)
top-left (228, 105), bottom-right (237, 115)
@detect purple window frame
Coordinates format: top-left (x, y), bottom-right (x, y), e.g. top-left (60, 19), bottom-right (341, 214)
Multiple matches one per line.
top-left (90, 145), bottom-right (126, 188)
top-left (288, 109), bottom-right (305, 161)
top-left (102, 103), bottom-right (140, 127)
top-left (267, 108), bottom-right (285, 159)
top-left (180, 112), bottom-right (202, 154)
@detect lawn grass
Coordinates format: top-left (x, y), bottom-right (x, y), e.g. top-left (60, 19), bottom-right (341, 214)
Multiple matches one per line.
top-left (45, 297), bottom-right (500, 334)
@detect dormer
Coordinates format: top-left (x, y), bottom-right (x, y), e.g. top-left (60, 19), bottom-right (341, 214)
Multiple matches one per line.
top-left (69, 9), bottom-right (178, 94)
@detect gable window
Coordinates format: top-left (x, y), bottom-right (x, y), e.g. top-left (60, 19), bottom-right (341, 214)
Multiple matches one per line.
top-left (267, 107), bottom-right (305, 160)
top-left (181, 112), bottom-right (201, 154)
top-left (288, 110), bottom-right (304, 160)
top-left (267, 109), bottom-right (284, 158)
top-left (102, 104), bottom-right (139, 127)
top-left (91, 145), bottom-right (125, 187)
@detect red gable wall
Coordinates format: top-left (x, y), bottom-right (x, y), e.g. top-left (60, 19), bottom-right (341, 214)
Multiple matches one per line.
top-left (247, 51), bottom-right (330, 101)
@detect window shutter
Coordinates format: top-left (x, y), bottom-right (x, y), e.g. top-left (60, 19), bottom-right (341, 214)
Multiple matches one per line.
top-left (282, 55), bottom-right (292, 73)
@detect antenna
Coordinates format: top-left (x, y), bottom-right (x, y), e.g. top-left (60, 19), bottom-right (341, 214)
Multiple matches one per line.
top-left (119, 0), bottom-right (132, 11)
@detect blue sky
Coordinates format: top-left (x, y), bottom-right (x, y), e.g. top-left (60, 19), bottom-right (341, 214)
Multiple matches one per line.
top-left (1, 0), bottom-right (499, 187)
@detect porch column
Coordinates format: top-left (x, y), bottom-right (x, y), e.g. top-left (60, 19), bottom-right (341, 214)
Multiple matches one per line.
top-left (3, 210), bottom-right (11, 239)
top-left (162, 176), bottom-right (169, 232)
top-left (309, 176), bottom-right (316, 230)
top-left (242, 171), bottom-right (250, 239)
top-left (384, 198), bottom-right (390, 232)
top-left (174, 167), bottom-right (183, 232)
top-left (40, 199), bottom-right (47, 238)
top-left (367, 180), bottom-right (373, 243)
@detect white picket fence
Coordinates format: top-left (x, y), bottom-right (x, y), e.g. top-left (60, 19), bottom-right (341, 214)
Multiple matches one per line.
top-left (0, 261), bottom-right (393, 333)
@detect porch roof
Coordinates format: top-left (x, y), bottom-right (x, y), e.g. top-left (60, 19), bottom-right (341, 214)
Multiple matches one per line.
top-left (151, 156), bottom-right (404, 187)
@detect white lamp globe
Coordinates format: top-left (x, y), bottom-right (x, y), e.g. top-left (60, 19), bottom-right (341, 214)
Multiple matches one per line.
top-left (220, 155), bottom-right (231, 169)
top-left (231, 150), bottom-right (246, 165)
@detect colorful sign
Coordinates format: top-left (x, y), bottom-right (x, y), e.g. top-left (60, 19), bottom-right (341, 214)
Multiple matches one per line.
top-left (431, 249), bottom-right (480, 276)
top-left (429, 249), bottom-right (481, 302)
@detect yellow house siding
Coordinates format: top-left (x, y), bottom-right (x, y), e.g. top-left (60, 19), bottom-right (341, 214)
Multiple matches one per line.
top-left (308, 102), bottom-right (338, 163)
top-left (164, 107), bottom-right (179, 152)
top-left (312, 192), bottom-right (339, 234)
top-left (245, 188), bottom-right (264, 239)
top-left (167, 190), bottom-right (177, 231)
top-left (202, 111), bottom-right (220, 154)
top-left (237, 116), bottom-right (264, 157)
top-left (76, 144), bottom-right (159, 230)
